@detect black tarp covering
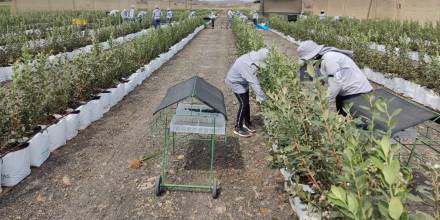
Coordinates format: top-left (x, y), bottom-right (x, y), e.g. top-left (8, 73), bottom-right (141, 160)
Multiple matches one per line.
top-left (346, 89), bottom-right (438, 134)
top-left (153, 76), bottom-right (228, 120)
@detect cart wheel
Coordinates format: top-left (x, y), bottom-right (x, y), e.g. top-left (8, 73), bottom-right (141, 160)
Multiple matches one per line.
top-left (212, 179), bottom-right (219, 199)
top-left (155, 176), bottom-right (163, 196)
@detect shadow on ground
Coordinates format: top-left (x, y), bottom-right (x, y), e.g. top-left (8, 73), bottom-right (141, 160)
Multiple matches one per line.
top-left (185, 137), bottom-right (244, 170)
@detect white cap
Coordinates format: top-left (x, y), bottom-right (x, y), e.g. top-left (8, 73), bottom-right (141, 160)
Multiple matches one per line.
top-left (297, 40), bottom-right (324, 61)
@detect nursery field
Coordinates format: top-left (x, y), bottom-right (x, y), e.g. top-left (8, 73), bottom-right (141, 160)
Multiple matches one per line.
top-left (0, 7), bottom-right (439, 220)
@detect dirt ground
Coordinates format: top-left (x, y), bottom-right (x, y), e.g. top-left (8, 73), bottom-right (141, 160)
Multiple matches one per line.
top-left (0, 17), bottom-right (295, 219)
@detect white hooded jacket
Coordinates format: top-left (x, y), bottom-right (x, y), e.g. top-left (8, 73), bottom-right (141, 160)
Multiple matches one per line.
top-left (318, 48), bottom-right (373, 102)
top-left (225, 48), bottom-right (268, 101)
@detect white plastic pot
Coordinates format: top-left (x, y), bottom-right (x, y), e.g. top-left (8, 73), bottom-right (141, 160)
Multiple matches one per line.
top-left (414, 87), bottom-right (427, 104)
top-left (28, 130), bottom-right (50, 167)
top-left (108, 88), bottom-right (120, 107)
top-left (90, 98), bottom-right (104, 122)
top-left (393, 78), bottom-right (405, 94)
top-left (124, 80), bottom-right (136, 95)
top-left (116, 83), bottom-right (125, 103)
top-left (65, 113), bottom-right (80, 140)
top-left (129, 72), bottom-right (142, 86)
top-left (77, 103), bottom-right (93, 130)
top-left (47, 117), bottom-right (67, 151)
top-left (0, 66), bottom-right (12, 82)
top-left (99, 92), bottom-right (112, 113)
top-left (1, 147), bottom-right (31, 187)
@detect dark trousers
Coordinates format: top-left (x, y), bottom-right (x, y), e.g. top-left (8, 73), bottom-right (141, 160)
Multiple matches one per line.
top-left (253, 19), bottom-right (257, 25)
top-left (153, 19), bottom-right (161, 29)
top-left (211, 19), bottom-right (215, 28)
top-left (234, 91), bottom-right (251, 129)
top-left (335, 93), bottom-right (365, 116)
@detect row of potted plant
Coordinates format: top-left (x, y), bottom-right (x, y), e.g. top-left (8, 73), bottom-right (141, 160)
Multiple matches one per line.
top-left (0, 8), bottom-right (112, 34)
top-left (0, 10), bottom-right (202, 67)
top-left (231, 18), bottom-right (264, 56)
top-left (232, 19), bottom-right (437, 219)
top-left (0, 17), bottom-right (205, 188)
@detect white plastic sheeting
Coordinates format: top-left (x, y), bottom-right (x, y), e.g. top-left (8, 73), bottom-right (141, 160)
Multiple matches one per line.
top-left (28, 130), bottom-right (50, 167)
top-left (363, 68), bottom-right (440, 111)
top-left (1, 147), bottom-right (31, 186)
top-left (0, 24), bottom-right (205, 188)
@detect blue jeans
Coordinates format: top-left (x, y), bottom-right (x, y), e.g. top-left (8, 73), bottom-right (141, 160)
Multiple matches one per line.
top-left (153, 19), bottom-right (161, 29)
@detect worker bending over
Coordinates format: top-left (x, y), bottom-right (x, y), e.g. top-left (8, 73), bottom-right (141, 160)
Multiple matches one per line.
top-left (297, 40), bottom-right (373, 116)
top-left (225, 48), bottom-right (269, 137)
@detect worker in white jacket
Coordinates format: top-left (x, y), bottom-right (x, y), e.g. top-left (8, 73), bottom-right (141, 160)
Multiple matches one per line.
top-left (297, 40), bottom-right (373, 116)
top-left (225, 48), bottom-right (269, 137)
top-left (152, 6), bottom-right (162, 29)
top-left (252, 11), bottom-right (259, 25)
top-left (227, 9), bottom-right (234, 29)
top-left (128, 5), bottom-right (136, 21)
top-left (166, 8), bottom-right (173, 24)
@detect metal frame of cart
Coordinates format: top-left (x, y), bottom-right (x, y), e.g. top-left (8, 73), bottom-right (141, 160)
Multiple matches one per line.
top-left (152, 76), bottom-right (228, 199)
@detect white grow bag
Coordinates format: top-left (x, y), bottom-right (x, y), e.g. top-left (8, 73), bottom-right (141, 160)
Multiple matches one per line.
top-left (65, 113), bottom-right (80, 140)
top-left (124, 80), bottom-right (136, 95)
top-left (0, 66), bottom-right (13, 82)
top-left (99, 92), bottom-right (112, 113)
top-left (1, 147), bottom-right (31, 187)
top-left (47, 117), bottom-right (67, 152)
top-left (90, 98), bottom-right (104, 122)
top-left (77, 103), bottom-right (93, 130)
top-left (108, 86), bottom-right (122, 107)
top-left (28, 130), bottom-right (50, 167)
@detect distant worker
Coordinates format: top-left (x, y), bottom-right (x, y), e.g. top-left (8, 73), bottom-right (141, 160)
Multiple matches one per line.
top-left (331, 16), bottom-right (341, 24)
top-left (227, 9), bottom-right (234, 29)
top-left (166, 8), bottom-right (173, 24)
top-left (319, 10), bottom-right (326, 20)
top-left (152, 6), bottom-right (162, 29)
top-left (121, 8), bottom-right (129, 20)
top-left (252, 11), bottom-right (259, 25)
top-left (297, 40), bottom-right (373, 116)
top-left (189, 10), bottom-right (196, 18)
top-left (137, 11), bottom-right (148, 20)
top-left (108, 9), bottom-right (119, 16)
top-left (128, 5), bottom-right (136, 21)
top-left (209, 11), bottom-right (217, 29)
top-left (225, 48), bottom-right (269, 137)
top-left (240, 13), bottom-right (248, 23)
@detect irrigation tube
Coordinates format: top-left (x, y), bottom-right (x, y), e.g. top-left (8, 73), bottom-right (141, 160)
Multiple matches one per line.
top-left (0, 24), bottom-right (205, 189)
top-left (270, 28), bottom-right (440, 112)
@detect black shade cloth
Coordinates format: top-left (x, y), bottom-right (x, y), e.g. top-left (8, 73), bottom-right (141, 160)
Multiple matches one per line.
top-left (346, 89), bottom-right (438, 134)
top-left (153, 76), bottom-right (228, 120)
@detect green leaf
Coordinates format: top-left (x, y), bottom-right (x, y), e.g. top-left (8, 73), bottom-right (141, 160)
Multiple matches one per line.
top-left (382, 165), bottom-right (398, 185)
top-left (371, 157), bottom-right (384, 170)
top-left (346, 193), bottom-right (359, 215)
top-left (330, 185), bottom-right (347, 201)
top-left (379, 136), bottom-right (391, 159)
top-left (388, 197), bottom-right (403, 219)
top-left (408, 211), bottom-right (435, 220)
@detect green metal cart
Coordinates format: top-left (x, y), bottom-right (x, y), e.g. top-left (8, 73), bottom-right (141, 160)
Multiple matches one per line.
top-left (152, 76), bottom-right (228, 199)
